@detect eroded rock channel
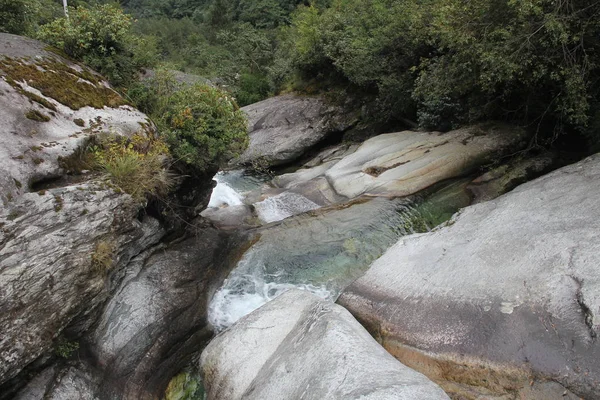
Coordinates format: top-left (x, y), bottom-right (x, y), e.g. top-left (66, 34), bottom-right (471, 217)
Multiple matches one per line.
top-left (1, 32), bottom-right (598, 400)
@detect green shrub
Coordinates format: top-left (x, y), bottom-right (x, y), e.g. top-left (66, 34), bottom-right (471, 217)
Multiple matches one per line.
top-left (37, 4), bottom-right (157, 87)
top-left (234, 72), bottom-right (271, 106)
top-left (162, 83), bottom-right (248, 172)
top-left (128, 69), bottom-right (249, 173)
top-left (278, 0), bottom-right (600, 148)
top-left (0, 0), bottom-right (60, 35)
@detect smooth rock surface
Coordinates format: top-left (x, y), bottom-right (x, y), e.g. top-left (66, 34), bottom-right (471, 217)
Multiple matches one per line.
top-left (272, 124), bottom-right (528, 205)
top-left (339, 154), bottom-right (600, 398)
top-left (201, 290), bottom-right (450, 400)
top-left (87, 225), bottom-right (248, 399)
top-left (326, 124), bottom-right (527, 199)
top-left (235, 94), bottom-right (356, 167)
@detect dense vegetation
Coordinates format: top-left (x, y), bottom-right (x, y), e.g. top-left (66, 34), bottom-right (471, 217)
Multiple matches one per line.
top-left (2, 0), bottom-right (600, 152)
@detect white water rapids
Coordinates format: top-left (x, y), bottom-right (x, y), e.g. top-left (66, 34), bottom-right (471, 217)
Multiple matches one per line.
top-left (206, 171), bottom-right (329, 330)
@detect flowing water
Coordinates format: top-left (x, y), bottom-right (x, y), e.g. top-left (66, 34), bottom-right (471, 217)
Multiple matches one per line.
top-left (207, 178), bottom-right (473, 331)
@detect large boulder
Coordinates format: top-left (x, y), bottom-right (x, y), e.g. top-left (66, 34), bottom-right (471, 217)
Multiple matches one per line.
top-left (0, 33), bottom-right (165, 394)
top-left (234, 94), bottom-right (356, 168)
top-left (273, 124), bottom-right (528, 205)
top-left (87, 225), bottom-right (248, 399)
top-left (0, 185), bottom-right (163, 388)
top-left (201, 290), bottom-right (450, 400)
top-left (0, 33), bottom-right (150, 205)
top-left (339, 154), bottom-right (600, 399)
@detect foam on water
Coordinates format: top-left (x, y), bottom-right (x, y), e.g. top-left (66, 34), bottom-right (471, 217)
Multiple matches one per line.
top-left (254, 192), bottom-right (321, 223)
top-left (208, 174), bottom-right (244, 208)
top-left (207, 259), bottom-right (331, 331)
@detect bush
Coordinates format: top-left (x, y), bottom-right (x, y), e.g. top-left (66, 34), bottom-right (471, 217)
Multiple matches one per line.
top-left (37, 4), bottom-right (157, 87)
top-left (0, 0), bottom-right (61, 35)
top-left (128, 69), bottom-right (249, 173)
top-left (92, 133), bottom-right (173, 201)
top-left (162, 84), bottom-right (248, 172)
top-left (233, 72), bottom-right (271, 106)
top-left (278, 0), bottom-right (600, 148)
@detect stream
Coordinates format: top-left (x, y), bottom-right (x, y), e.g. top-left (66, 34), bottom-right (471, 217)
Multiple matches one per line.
top-left (204, 171), bottom-right (473, 331)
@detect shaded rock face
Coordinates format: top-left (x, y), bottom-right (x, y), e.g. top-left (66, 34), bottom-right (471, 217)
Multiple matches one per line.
top-left (339, 154), bottom-right (600, 399)
top-left (234, 94), bottom-right (357, 168)
top-left (86, 226), bottom-right (249, 399)
top-left (0, 33), bottom-right (150, 205)
top-left (201, 290), bottom-right (450, 400)
top-left (272, 124), bottom-right (528, 206)
top-left (0, 185), bottom-right (164, 387)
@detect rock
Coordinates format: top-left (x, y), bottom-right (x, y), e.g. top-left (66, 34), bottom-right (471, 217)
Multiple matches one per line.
top-left (0, 33), bottom-right (150, 206)
top-left (201, 205), bottom-right (260, 230)
top-left (13, 363), bottom-right (101, 400)
top-left (339, 154), bottom-right (600, 398)
top-left (325, 124), bottom-right (528, 199)
top-left (269, 124), bottom-right (528, 205)
top-left (87, 225), bottom-right (249, 399)
top-left (234, 94), bottom-right (356, 168)
top-left (0, 184), bottom-right (164, 387)
top-left (467, 152), bottom-right (559, 203)
top-left (201, 290), bottom-right (450, 400)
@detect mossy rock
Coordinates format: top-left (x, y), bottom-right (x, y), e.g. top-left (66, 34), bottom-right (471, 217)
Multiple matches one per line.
top-left (1, 57), bottom-right (125, 110)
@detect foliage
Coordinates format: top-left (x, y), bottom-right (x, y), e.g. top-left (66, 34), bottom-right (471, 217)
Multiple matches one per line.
top-left (278, 0), bottom-right (600, 149)
top-left (161, 84), bottom-right (248, 172)
top-left (0, 0), bottom-right (61, 35)
top-left (37, 4), bottom-right (158, 86)
top-left (92, 132), bottom-right (173, 200)
top-left (128, 70), bottom-right (249, 173)
top-left (54, 338), bottom-right (79, 359)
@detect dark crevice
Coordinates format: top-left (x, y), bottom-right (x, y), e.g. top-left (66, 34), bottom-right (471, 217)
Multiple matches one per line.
top-left (572, 276), bottom-right (597, 341)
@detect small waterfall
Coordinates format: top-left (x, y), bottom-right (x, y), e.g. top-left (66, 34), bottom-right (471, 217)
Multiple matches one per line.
top-left (207, 197), bottom-right (430, 331)
top-left (254, 192), bottom-right (321, 223)
top-left (207, 173), bottom-right (245, 208)
top-left (207, 258), bottom-right (331, 331)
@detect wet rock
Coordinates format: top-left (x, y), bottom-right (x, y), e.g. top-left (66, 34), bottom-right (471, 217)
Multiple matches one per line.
top-left (201, 290), bottom-right (450, 400)
top-left (14, 363), bottom-right (100, 400)
top-left (467, 152), bottom-right (559, 203)
top-left (234, 94), bottom-right (356, 168)
top-left (339, 154), bottom-right (600, 399)
top-left (201, 205), bottom-right (259, 230)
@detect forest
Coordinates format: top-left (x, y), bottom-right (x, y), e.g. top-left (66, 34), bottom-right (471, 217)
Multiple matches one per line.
top-left (2, 0), bottom-right (600, 152)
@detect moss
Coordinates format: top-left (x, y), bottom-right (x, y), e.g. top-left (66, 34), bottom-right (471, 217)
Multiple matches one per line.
top-left (53, 194), bottom-right (64, 212)
top-left (73, 118), bottom-right (85, 127)
top-left (13, 179), bottom-right (22, 188)
top-left (30, 145), bottom-right (43, 152)
top-left (38, 190), bottom-right (47, 196)
top-left (165, 371), bottom-right (204, 400)
top-left (54, 338), bottom-right (79, 359)
top-left (91, 240), bottom-right (116, 274)
top-left (20, 89), bottom-right (58, 111)
top-left (33, 157), bottom-right (44, 165)
top-left (7, 210), bottom-right (22, 220)
top-left (25, 109), bottom-right (51, 122)
top-left (0, 57), bottom-right (125, 110)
